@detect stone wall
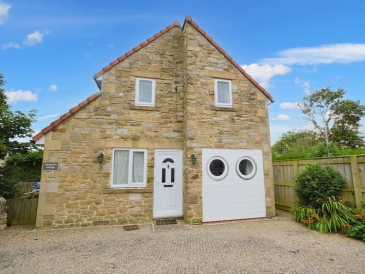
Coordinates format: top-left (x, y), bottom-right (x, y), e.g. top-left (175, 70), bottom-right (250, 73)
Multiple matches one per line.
top-left (37, 26), bottom-right (186, 228)
top-left (0, 197), bottom-right (7, 230)
top-left (182, 21), bottom-right (275, 222)
top-left (36, 19), bottom-right (275, 228)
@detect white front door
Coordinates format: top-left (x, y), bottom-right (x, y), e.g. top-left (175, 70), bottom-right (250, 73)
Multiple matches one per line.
top-left (153, 150), bottom-right (183, 218)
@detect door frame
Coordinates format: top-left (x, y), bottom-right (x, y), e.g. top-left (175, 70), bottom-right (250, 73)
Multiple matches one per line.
top-left (153, 149), bottom-right (183, 218)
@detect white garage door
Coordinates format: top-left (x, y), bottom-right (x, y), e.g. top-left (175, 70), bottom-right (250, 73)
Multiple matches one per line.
top-left (202, 149), bottom-right (266, 222)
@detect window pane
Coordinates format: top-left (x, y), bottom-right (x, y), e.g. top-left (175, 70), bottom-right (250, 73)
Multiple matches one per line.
top-left (239, 159), bottom-right (253, 175)
top-left (163, 158), bottom-right (174, 163)
top-left (132, 151), bottom-right (145, 183)
top-left (162, 168), bottom-right (166, 183)
top-left (209, 159), bottom-right (225, 176)
top-left (113, 150), bottom-right (129, 185)
top-left (139, 80), bottom-right (152, 103)
top-left (217, 81), bottom-right (230, 104)
top-left (171, 168), bottom-right (175, 183)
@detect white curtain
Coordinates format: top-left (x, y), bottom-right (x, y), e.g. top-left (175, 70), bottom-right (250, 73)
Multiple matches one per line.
top-left (113, 150), bottom-right (129, 185)
top-left (132, 151), bottom-right (144, 183)
top-left (217, 81), bottom-right (230, 104)
top-left (139, 80), bottom-right (152, 103)
top-left (241, 160), bottom-right (253, 175)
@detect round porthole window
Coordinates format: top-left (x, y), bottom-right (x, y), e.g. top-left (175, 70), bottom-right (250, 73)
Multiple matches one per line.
top-left (207, 157), bottom-right (228, 180)
top-left (236, 157), bottom-right (257, 180)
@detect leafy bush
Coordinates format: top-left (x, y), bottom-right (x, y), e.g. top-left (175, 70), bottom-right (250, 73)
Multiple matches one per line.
top-left (312, 142), bottom-right (340, 158)
top-left (346, 202), bottom-right (365, 242)
top-left (5, 150), bottom-right (43, 182)
top-left (272, 143), bottom-right (365, 161)
top-left (347, 224), bottom-right (365, 242)
top-left (291, 197), bottom-right (357, 233)
top-left (0, 150), bottom-right (42, 199)
top-left (0, 166), bottom-right (22, 199)
top-left (295, 164), bottom-right (347, 208)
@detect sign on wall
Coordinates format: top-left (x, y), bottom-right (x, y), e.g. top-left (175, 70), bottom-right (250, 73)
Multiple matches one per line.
top-left (43, 162), bottom-right (58, 170)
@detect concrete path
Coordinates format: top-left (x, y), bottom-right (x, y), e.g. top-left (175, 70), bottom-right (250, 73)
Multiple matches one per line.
top-left (1, 210), bottom-right (364, 273)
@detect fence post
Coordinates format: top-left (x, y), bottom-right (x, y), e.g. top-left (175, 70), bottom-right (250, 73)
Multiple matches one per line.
top-left (350, 155), bottom-right (362, 208)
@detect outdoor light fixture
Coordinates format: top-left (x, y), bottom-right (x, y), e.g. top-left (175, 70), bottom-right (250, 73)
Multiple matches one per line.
top-left (191, 154), bottom-right (196, 165)
top-left (98, 153), bottom-right (104, 163)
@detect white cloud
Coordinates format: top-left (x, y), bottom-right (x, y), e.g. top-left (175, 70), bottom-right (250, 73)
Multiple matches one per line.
top-left (261, 43), bottom-right (365, 65)
top-left (49, 84), bottom-right (57, 92)
top-left (0, 1), bottom-right (10, 25)
top-left (5, 90), bottom-right (38, 104)
top-left (241, 63), bottom-right (291, 88)
top-left (294, 77), bottom-right (311, 95)
top-left (280, 102), bottom-right (302, 109)
top-left (2, 30), bottom-right (48, 50)
top-left (38, 113), bottom-right (60, 121)
top-left (273, 114), bottom-right (290, 120)
top-left (331, 75), bottom-right (342, 81)
top-left (1, 42), bottom-right (20, 50)
top-left (22, 30), bottom-right (45, 47)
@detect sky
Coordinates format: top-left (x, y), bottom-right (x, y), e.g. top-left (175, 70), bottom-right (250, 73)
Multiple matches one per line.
top-left (1, 0), bottom-right (365, 144)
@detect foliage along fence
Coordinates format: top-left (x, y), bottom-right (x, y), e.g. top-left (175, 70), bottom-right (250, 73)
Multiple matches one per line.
top-left (6, 197), bottom-right (38, 226)
top-left (274, 155), bottom-right (365, 211)
top-left (20, 182), bottom-right (34, 194)
top-left (5, 182), bottom-right (39, 226)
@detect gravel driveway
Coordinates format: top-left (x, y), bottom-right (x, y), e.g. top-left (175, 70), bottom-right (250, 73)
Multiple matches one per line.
top-left (1, 210), bottom-right (364, 274)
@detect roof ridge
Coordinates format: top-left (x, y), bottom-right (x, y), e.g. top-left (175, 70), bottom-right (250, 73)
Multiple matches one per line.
top-left (94, 21), bottom-right (181, 79)
top-left (183, 16), bottom-right (274, 103)
top-left (32, 92), bottom-right (102, 142)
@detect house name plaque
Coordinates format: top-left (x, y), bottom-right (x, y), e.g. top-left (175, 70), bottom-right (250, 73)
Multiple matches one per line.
top-left (43, 162), bottom-right (59, 170)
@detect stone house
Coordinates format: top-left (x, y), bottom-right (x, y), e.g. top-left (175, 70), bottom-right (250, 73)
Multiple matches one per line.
top-left (33, 16), bottom-right (275, 228)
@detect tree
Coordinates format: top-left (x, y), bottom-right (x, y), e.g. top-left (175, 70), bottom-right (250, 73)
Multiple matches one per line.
top-left (5, 149), bottom-right (43, 182)
top-left (0, 74), bottom-right (37, 198)
top-left (0, 73), bottom-right (37, 159)
top-left (272, 130), bottom-right (319, 157)
top-left (300, 88), bottom-right (365, 148)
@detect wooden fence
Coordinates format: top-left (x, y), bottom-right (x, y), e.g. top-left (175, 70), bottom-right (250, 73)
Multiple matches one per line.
top-left (274, 155), bottom-right (365, 211)
top-left (6, 197), bottom-right (38, 226)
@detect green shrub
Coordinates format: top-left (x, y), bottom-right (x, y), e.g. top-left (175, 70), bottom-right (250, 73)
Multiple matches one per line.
top-left (312, 142), bottom-right (340, 158)
top-left (0, 166), bottom-right (22, 199)
top-left (5, 150), bottom-right (43, 181)
top-left (291, 197), bottom-right (357, 233)
top-left (347, 224), bottom-right (365, 242)
top-left (295, 164), bottom-right (347, 208)
top-left (346, 202), bottom-right (365, 241)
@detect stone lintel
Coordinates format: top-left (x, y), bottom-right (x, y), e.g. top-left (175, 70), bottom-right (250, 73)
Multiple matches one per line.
top-left (106, 140), bottom-right (184, 149)
top-left (130, 70), bottom-right (161, 79)
top-left (208, 71), bottom-right (237, 80)
top-left (102, 188), bottom-right (153, 194)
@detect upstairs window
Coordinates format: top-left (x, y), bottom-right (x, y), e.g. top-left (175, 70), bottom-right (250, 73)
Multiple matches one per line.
top-left (214, 79), bottom-right (232, 107)
top-left (135, 78), bottom-right (155, 107)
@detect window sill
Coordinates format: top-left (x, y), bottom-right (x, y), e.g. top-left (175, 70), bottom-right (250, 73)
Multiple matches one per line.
top-left (102, 188), bottom-right (153, 194)
top-left (210, 106), bottom-right (237, 112)
top-left (130, 106), bottom-right (156, 111)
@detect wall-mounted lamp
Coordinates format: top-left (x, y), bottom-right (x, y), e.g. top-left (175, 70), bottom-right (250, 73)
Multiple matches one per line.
top-left (98, 153), bottom-right (104, 163)
top-left (191, 154), bottom-right (196, 165)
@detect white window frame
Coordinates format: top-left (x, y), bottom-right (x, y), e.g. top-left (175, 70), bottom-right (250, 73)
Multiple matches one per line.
top-left (206, 156), bottom-right (229, 181)
top-left (236, 156), bottom-right (257, 180)
top-left (135, 77), bottom-right (156, 107)
top-left (214, 79), bottom-right (232, 107)
top-left (111, 148), bottom-right (148, 188)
